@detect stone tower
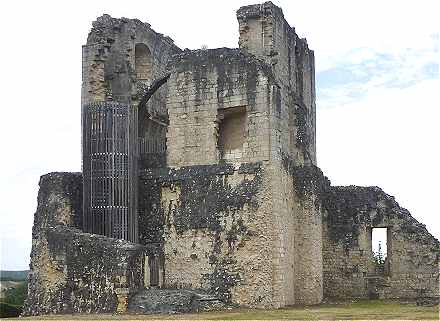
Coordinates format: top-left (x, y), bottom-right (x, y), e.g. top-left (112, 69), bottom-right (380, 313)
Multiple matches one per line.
top-left (81, 15), bottom-right (180, 242)
top-left (153, 2), bottom-right (322, 306)
top-left (23, 2), bottom-right (439, 316)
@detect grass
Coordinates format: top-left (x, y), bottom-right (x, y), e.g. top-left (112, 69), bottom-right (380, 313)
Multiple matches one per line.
top-left (0, 280), bottom-right (27, 318)
top-left (15, 300), bottom-right (439, 320)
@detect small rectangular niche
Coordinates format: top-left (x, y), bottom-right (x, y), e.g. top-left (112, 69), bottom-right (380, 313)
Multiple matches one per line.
top-left (218, 106), bottom-right (247, 162)
top-left (370, 227), bottom-right (391, 276)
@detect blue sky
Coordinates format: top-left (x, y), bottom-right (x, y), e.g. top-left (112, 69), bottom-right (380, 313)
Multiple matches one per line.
top-left (317, 41), bottom-right (438, 106)
top-left (0, 0), bottom-right (438, 270)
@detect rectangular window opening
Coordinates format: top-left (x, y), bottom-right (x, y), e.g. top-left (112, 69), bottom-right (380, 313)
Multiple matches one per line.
top-left (371, 227), bottom-right (391, 276)
top-left (218, 106), bottom-right (247, 162)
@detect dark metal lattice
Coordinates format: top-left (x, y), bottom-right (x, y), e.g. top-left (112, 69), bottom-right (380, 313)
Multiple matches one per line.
top-left (82, 101), bottom-right (138, 242)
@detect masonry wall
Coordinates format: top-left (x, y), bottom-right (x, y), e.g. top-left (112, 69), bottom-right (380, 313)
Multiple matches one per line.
top-left (237, 2), bottom-right (316, 165)
top-left (139, 161), bottom-right (328, 307)
top-left (82, 15), bottom-right (181, 171)
top-left (279, 161), bottom-right (330, 304)
top-left (162, 27), bottom-right (325, 306)
top-left (234, 6), bottom-right (323, 304)
top-left (322, 186), bottom-right (440, 300)
top-left (23, 173), bottom-right (146, 316)
top-left (140, 163), bottom-right (279, 307)
top-left (165, 48), bottom-right (277, 167)
top-left (267, 163), bottom-right (296, 306)
top-left (82, 14), bottom-right (180, 105)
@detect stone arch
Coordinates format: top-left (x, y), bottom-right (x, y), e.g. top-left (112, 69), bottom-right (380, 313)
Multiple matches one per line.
top-left (137, 73), bottom-right (171, 170)
top-left (135, 43), bottom-right (153, 83)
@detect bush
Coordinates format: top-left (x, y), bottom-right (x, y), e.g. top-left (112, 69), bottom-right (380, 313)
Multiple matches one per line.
top-left (372, 241), bottom-right (385, 274)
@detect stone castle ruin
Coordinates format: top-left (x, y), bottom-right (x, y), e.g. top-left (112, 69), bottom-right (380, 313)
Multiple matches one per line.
top-left (23, 2), bottom-right (439, 315)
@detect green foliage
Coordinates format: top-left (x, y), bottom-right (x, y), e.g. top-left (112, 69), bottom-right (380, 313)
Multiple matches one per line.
top-left (372, 241), bottom-right (386, 274)
top-left (2, 281), bottom-right (28, 306)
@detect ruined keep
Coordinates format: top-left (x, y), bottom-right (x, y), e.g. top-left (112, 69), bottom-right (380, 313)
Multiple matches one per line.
top-left (23, 2), bottom-right (439, 315)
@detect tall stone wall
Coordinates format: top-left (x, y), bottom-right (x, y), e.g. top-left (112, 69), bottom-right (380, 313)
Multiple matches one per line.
top-left (82, 15), bottom-right (181, 171)
top-left (278, 160), bottom-right (330, 305)
top-left (266, 163), bottom-right (296, 306)
top-left (322, 186), bottom-right (440, 300)
top-left (23, 173), bottom-right (147, 316)
top-left (237, 2), bottom-right (316, 165)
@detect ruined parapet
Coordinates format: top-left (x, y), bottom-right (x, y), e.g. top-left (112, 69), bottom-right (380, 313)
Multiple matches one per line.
top-left (237, 2), bottom-right (316, 165)
top-left (82, 101), bottom-right (138, 242)
top-left (165, 48), bottom-right (278, 167)
top-left (82, 14), bottom-right (180, 106)
top-left (28, 172), bottom-right (83, 232)
top-left (23, 172), bottom-right (147, 316)
top-left (322, 186), bottom-right (440, 300)
top-left (82, 15), bottom-right (181, 170)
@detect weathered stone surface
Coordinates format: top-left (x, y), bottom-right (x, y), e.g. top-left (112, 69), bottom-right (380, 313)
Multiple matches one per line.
top-left (322, 186), bottom-right (439, 300)
top-left (25, 1), bottom-right (439, 316)
top-left (128, 289), bottom-right (224, 314)
top-left (166, 48), bottom-right (277, 167)
top-left (82, 14), bottom-right (180, 173)
top-left (237, 1), bottom-right (317, 165)
top-left (140, 163), bottom-right (276, 307)
top-left (23, 173), bottom-right (146, 316)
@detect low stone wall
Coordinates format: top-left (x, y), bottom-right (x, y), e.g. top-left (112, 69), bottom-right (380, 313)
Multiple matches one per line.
top-left (23, 172), bottom-right (146, 316)
top-left (322, 186), bottom-right (439, 300)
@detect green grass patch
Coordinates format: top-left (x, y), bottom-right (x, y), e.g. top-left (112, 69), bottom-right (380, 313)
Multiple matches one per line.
top-left (16, 299), bottom-right (440, 320)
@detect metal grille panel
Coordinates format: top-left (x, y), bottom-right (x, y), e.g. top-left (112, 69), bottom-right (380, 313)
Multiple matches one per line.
top-left (82, 101), bottom-right (138, 242)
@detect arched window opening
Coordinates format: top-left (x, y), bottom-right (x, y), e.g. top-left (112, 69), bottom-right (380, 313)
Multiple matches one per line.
top-left (135, 43), bottom-right (152, 84)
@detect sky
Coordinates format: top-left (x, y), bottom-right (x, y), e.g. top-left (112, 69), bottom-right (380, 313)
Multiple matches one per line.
top-left (0, 0), bottom-right (438, 270)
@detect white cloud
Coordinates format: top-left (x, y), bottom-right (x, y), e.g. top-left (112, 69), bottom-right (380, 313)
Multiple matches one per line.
top-left (317, 78), bottom-right (440, 238)
top-left (317, 36), bottom-right (438, 109)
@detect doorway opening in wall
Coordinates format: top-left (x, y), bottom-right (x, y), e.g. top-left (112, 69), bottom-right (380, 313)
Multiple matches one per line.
top-left (371, 227), bottom-right (391, 276)
top-left (217, 106), bottom-right (246, 162)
